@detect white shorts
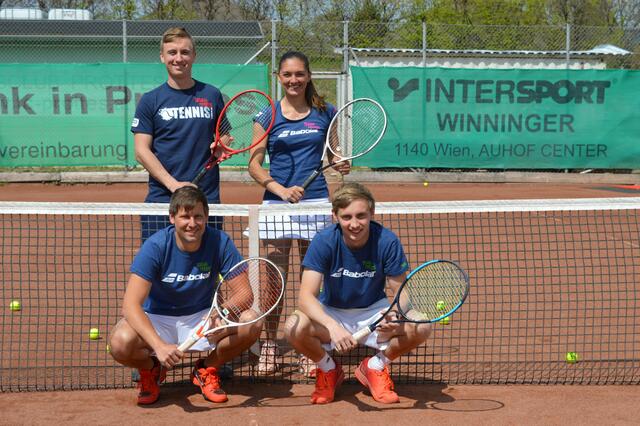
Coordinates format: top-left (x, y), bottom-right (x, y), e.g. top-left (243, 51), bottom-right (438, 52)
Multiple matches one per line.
top-left (321, 298), bottom-right (391, 351)
top-left (254, 198), bottom-right (332, 240)
top-left (146, 309), bottom-right (215, 352)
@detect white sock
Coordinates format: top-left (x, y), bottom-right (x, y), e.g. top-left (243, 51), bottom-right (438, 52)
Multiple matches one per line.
top-left (367, 352), bottom-right (390, 371)
top-left (317, 353), bottom-right (336, 372)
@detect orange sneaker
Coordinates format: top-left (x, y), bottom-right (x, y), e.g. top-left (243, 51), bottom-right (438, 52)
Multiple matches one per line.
top-left (136, 357), bottom-right (166, 405)
top-left (310, 361), bottom-right (344, 404)
top-left (192, 359), bottom-right (228, 403)
top-left (355, 357), bottom-right (400, 404)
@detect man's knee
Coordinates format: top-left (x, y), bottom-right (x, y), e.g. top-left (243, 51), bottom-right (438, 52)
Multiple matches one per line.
top-left (235, 310), bottom-right (263, 341)
top-left (284, 310), bottom-right (310, 343)
top-left (108, 328), bottom-right (135, 362)
top-left (413, 322), bottom-right (433, 342)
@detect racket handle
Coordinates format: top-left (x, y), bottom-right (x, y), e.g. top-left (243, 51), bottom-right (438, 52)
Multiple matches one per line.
top-left (352, 327), bottom-right (374, 342)
top-left (191, 168), bottom-right (207, 186)
top-left (301, 170), bottom-right (320, 190)
top-left (177, 335), bottom-right (199, 353)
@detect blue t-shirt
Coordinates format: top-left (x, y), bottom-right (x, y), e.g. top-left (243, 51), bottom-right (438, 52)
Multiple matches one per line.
top-left (302, 221), bottom-right (409, 309)
top-left (130, 225), bottom-right (243, 316)
top-left (255, 101), bottom-right (336, 201)
top-left (131, 81), bottom-right (225, 203)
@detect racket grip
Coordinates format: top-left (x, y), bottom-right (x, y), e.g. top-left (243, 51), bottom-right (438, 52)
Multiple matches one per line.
top-left (352, 327), bottom-right (374, 342)
top-left (301, 170), bottom-right (320, 190)
top-left (191, 168), bottom-right (207, 186)
top-left (177, 335), bottom-right (199, 353)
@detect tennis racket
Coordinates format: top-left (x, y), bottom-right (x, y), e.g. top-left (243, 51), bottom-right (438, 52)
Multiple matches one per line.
top-left (192, 89), bottom-right (276, 185)
top-left (301, 97), bottom-right (387, 190)
top-left (177, 257), bottom-right (285, 352)
top-left (352, 260), bottom-right (469, 341)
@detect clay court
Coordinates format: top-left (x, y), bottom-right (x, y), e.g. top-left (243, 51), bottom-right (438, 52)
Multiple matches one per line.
top-left (1, 180), bottom-right (639, 425)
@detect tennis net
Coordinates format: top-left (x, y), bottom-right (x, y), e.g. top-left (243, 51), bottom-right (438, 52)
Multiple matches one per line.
top-left (1, 198), bottom-right (639, 391)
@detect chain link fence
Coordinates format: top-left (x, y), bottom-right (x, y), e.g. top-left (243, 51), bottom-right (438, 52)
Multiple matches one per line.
top-left (1, 18), bottom-right (637, 172)
top-left (2, 18), bottom-right (637, 70)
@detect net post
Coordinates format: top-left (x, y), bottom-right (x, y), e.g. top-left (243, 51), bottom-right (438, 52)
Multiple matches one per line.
top-left (248, 205), bottom-right (261, 356)
top-left (248, 205), bottom-right (260, 258)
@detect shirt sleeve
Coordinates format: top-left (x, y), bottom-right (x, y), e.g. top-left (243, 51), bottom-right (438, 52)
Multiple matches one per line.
top-left (302, 234), bottom-right (331, 274)
top-left (254, 104), bottom-right (274, 131)
top-left (218, 232), bottom-right (244, 277)
top-left (130, 235), bottom-right (163, 282)
top-left (382, 233), bottom-right (409, 277)
top-left (131, 92), bottom-right (154, 135)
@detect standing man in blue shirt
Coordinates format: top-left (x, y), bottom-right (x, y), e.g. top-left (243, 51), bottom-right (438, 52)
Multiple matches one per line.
top-left (131, 27), bottom-right (225, 239)
top-left (284, 183), bottom-right (433, 404)
top-left (108, 187), bottom-right (262, 405)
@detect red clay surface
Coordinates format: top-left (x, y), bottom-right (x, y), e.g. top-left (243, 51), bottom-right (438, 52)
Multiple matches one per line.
top-left (1, 181), bottom-right (638, 425)
top-left (1, 383), bottom-right (638, 425)
top-left (0, 181), bottom-right (637, 203)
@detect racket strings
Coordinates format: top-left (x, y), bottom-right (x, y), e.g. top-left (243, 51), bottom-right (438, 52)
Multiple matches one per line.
top-left (327, 100), bottom-right (386, 159)
top-left (215, 259), bottom-right (284, 324)
top-left (348, 101), bottom-right (386, 156)
top-left (399, 262), bottom-right (468, 321)
top-left (218, 92), bottom-right (273, 151)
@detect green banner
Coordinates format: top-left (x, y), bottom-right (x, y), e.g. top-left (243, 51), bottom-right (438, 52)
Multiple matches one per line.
top-left (0, 63), bottom-right (268, 167)
top-left (352, 66), bottom-right (640, 169)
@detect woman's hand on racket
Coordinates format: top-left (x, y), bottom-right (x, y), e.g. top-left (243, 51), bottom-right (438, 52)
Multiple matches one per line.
top-left (330, 158), bottom-right (351, 175)
top-left (278, 185), bottom-right (305, 204)
top-left (328, 323), bottom-right (358, 354)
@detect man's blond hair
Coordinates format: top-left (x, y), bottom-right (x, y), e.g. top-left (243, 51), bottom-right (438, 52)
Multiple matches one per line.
top-left (160, 27), bottom-right (195, 52)
top-left (331, 182), bottom-right (375, 214)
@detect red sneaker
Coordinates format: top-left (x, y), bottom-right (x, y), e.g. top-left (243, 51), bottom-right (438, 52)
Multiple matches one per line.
top-left (192, 359), bottom-right (228, 403)
top-left (310, 361), bottom-right (344, 404)
top-left (355, 357), bottom-right (399, 404)
top-left (137, 357), bottom-right (166, 405)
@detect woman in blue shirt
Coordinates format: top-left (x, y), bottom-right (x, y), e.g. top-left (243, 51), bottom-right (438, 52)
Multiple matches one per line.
top-left (248, 51), bottom-right (350, 376)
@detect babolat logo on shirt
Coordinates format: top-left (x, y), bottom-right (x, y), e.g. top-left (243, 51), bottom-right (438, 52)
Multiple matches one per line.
top-left (277, 128), bottom-right (319, 138)
top-left (330, 267), bottom-right (376, 279)
top-left (161, 271), bottom-right (211, 283)
top-left (158, 106), bottom-right (213, 121)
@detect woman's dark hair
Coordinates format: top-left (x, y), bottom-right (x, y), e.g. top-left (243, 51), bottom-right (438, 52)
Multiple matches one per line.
top-left (278, 51), bottom-right (327, 111)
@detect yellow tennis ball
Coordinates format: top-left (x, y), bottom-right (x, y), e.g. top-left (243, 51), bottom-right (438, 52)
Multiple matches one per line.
top-left (436, 300), bottom-right (446, 311)
top-left (423, 182), bottom-right (429, 187)
top-left (89, 328), bottom-right (100, 340)
top-left (565, 352), bottom-right (579, 364)
top-left (440, 316), bottom-right (450, 325)
top-left (9, 300), bottom-right (21, 311)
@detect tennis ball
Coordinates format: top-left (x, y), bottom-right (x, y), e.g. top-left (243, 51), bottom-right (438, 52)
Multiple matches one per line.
top-left (565, 352), bottom-right (579, 364)
top-left (423, 182), bottom-right (429, 187)
top-left (436, 300), bottom-right (446, 311)
top-left (9, 300), bottom-right (21, 311)
top-left (89, 328), bottom-right (100, 340)
top-left (440, 316), bottom-right (450, 325)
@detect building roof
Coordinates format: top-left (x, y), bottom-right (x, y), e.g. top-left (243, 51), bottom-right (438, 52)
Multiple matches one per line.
top-left (0, 20), bottom-right (264, 40)
top-left (340, 45), bottom-right (631, 57)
